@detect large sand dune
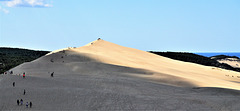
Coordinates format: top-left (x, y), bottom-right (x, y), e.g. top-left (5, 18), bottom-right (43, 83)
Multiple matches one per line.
top-left (1, 39), bottom-right (240, 110)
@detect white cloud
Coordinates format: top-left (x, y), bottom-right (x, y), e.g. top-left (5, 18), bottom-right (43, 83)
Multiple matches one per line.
top-left (0, 6), bottom-right (9, 14)
top-left (6, 0), bottom-right (52, 7)
top-left (2, 7), bottom-right (9, 13)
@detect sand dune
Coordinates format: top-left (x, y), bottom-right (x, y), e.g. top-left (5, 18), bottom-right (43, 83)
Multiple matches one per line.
top-left (1, 39), bottom-right (240, 110)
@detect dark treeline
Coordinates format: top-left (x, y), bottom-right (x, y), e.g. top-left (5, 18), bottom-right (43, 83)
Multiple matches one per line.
top-left (149, 51), bottom-right (240, 72)
top-left (0, 48), bottom-right (50, 74)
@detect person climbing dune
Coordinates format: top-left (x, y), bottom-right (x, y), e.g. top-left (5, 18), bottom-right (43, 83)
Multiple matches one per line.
top-left (51, 72), bottom-right (54, 77)
top-left (17, 99), bottom-right (19, 105)
top-left (20, 99), bottom-right (23, 105)
top-left (30, 102), bottom-right (32, 108)
top-left (26, 102), bottom-right (28, 108)
top-left (23, 72), bottom-right (25, 79)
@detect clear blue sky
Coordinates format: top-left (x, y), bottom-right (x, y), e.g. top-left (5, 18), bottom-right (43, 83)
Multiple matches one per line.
top-left (0, 0), bottom-right (239, 52)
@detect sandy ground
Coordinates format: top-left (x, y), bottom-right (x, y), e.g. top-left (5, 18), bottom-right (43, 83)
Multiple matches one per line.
top-left (1, 39), bottom-right (240, 110)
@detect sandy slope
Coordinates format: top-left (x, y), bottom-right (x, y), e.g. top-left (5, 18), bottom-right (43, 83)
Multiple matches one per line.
top-left (1, 39), bottom-right (240, 110)
top-left (73, 40), bottom-right (240, 89)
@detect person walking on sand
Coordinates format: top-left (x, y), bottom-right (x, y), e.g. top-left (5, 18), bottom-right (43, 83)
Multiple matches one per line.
top-left (23, 89), bottom-right (26, 95)
top-left (23, 72), bottom-right (25, 78)
top-left (20, 99), bottom-right (23, 105)
top-left (51, 72), bottom-right (54, 77)
top-left (26, 102), bottom-right (28, 108)
top-left (30, 102), bottom-right (32, 108)
top-left (17, 99), bottom-right (19, 105)
top-left (13, 82), bottom-right (15, 87)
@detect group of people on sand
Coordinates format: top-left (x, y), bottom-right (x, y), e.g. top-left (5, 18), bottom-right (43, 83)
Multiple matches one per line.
top-left (12, 72), bottom-right (33, 108)
top-left (10, 71), bottom-right (55, 109)
top-left (17, 99), bottom-right (32, 108)
top-left (12, 72), bottom-right (26, 87)
top-left (3, 71), bottom-right (27, 77)
top-left (3, 71), bottom-right (13, 75)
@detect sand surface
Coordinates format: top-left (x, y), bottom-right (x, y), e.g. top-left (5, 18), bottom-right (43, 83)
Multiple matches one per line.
top-left (1, 39), bottom-right (240, 110)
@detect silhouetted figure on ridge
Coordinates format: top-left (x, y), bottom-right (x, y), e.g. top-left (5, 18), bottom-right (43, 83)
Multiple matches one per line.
top-left (13, 82), bottom-right (15, 87)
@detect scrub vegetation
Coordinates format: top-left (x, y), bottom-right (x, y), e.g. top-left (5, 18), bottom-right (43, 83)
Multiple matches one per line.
top-left (0, 48), bottom-right (50, 74)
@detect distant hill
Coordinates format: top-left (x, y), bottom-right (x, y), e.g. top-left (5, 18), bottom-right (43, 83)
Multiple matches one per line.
top-left (210, 55), bottom-right (240, 60)
top-left (210, 55), bottom-right (240, 69)
top-left (149, 51), bottom-right (240, 72)
top-left (0, 47), bottom-right (50, 74)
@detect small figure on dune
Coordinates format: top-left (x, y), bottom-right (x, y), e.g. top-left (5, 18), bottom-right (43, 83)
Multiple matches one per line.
top-left (13, 82), bottom-right (15, 87)
top-left (23, 89), bottom-right (26, 95)
top-left (26, 102), bottom-right (28, 108)
top-left (17, 99), bottom-right (19, 105)
top-left (30, 102), bottom-right (32, 108)
top-left (23, 72), bottom-right (26, 79)
top-left (20, 99), bottom-right (23, 105)
top-left (51, 72), bottom-right (54, 77)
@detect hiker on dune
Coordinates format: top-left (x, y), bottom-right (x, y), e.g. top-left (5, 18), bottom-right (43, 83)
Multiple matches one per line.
top-left (23, 72), bottom-right (25, 78)
top-left (17, 99), bottom-right (19, 105)
top-left (30, 102), bottom-right (32, 108)
top-left (20, 99), bottom-right (23, 105)
top-left (51, 72), bottom-right (54, 77)
top-left (23, 89), bottom-right (26, 95)
top-left (26, 102), bottom-right (28, 108)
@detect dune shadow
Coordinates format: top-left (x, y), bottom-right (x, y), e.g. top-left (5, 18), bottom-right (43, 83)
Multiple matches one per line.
top-left (48, 50), bottom-right (157, 75)
top-left (14, 49), bottom-right (198, 87)
top-left (44, 50), bottom-right (99, 63)
top-left (191, 87), bottom-right (240, 96)
top-left (68, 62), bottom-right (156, 75)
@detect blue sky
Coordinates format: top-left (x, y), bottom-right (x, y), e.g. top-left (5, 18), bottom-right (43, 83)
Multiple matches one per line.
top-left (0, 0), bottom-right (239, 52)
